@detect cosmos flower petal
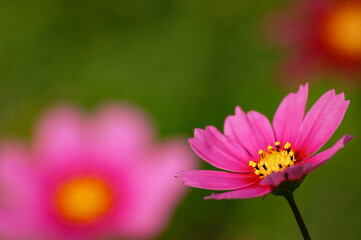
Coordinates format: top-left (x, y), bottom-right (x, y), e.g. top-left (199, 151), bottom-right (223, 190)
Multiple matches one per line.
top-left (0, 211), bottom-right (36, 240)
top-left (295, 90), bottom-right (350, 158)
top-left (0, 141), bottom-right (40, 207)
top-left (117, 139), bottom-right (196, 239)
top-left (177, 170), bottom-right (259, 190)
top-left (273, 83), bottom-right (308, 145)
top-left (246, 111), bottom-right (276, 149)
top-left (302, 134), bottom-right (354, 174)
top-left (260, 163), bottom-right (313, 187)
top-left (204, 183), bottom-right (272, 200)
top-left (224, 107), bottom-right (269, 159)
top-left (33, 105), bottom-right (86, 164)
top-left (189, 126), bottom-right (252, 172)
top-left (89, 103), bottom-right (154, 163)
top-left (0, 142), bottom-right (44, 239)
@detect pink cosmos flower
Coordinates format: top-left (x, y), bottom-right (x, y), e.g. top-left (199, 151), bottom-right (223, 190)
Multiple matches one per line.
top-left (0, 103), bottom-right (195, 240)
top-left (268, 0), bottom-right (361, 81)
top-left (177, 84), bottom-right (352, 200)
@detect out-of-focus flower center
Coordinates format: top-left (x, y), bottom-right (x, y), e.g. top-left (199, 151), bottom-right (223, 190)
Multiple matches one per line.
top-left (249, 142), bottom-right (296, 178)
top-left (321, 2), bottom-right (361, 59)
top-left (55, 176), bottom-right (113, 223)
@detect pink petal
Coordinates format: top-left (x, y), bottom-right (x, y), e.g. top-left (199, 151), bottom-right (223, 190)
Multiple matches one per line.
top-left (294, 90), bottom-right (350, 159)
top-left (117, 139), bottom-right (196, 239)
top-left (260, 163), bottom-right (313, 187)
top-left (0, 142), bottom-right (46, 239)
top-left (89, 103), bottom-right (154, 164)
top-left (33, 105), bottom-right (86, 164)
top-left (204, 182), bottom-right (272, 200)
top-left (224, 107), bottom-right (274, 159)
top-left (247, 111), bottom-right (275, 149)
top-left (302, 134), bottom-right (353, 174)
top-left (189, 126), bottom-right (252, 173)
top-left (177, 170), bottom-right (259, 190)
top-left (0, 141), bottom-right (39, 207)
top-left (273, 84), bottom-right (308, 146)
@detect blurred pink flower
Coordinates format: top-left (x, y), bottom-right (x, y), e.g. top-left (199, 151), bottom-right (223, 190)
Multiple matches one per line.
top-left (178, 84), bottom-right (352, 199)
top-left (0, 103), bottom-right (195, 240)
top-left (268, 0), bottom-right (361, 81)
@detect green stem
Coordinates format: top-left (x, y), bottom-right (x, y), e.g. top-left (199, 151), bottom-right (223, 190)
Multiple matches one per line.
top-left (284, 192), bottom-right (311, 240)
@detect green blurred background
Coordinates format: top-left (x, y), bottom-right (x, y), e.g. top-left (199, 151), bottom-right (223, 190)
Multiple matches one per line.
top-left (0, 0), bottom-right (360, 239)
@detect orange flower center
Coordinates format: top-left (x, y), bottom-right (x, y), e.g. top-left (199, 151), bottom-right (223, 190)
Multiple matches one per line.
top-left (55, 176), bottom-right (113, 223)
top-left (249, 142), bottom-right (296, 178)
top-left (322, 2), bottom-right (361, 59)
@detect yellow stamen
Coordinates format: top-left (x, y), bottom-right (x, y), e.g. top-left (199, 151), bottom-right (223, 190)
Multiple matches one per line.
top-left (55, 176), bottom-right (113, 223)
top-left (249, 161), bottom-right (257, 168)
top-left (249, 141), bottom-right (296, 178)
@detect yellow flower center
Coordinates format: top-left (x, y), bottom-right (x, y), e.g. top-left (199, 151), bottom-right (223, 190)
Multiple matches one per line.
top-left (55, 176), bottom-right (113, 223)
top-left (322, 2), bottom-right (361, 59)
top-left (249, 142), bottom-right (296, 178)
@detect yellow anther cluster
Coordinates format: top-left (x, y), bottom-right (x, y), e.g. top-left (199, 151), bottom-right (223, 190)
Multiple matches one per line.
top-left (249, 142), bottom-right (296, 178)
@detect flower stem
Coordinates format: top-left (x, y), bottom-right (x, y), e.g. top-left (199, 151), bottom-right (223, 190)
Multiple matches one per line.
top-left (284, 192), bottom-right (311, 240)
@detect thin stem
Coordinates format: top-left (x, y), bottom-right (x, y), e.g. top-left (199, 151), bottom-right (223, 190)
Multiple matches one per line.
top-left (284, 192), bottom-right (311, 240)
